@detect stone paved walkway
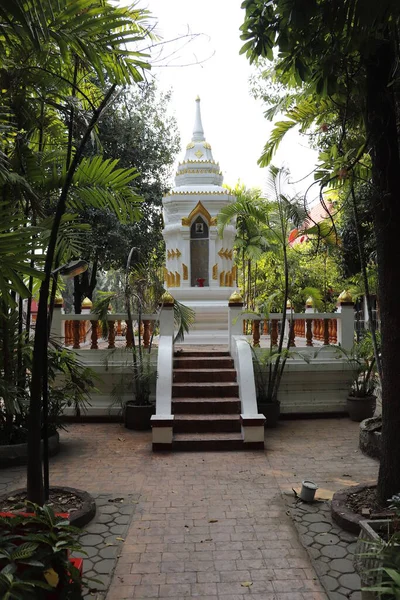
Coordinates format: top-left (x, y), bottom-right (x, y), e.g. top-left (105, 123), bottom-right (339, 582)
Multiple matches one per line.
top-left (0, 418), bottom-right (378, 599)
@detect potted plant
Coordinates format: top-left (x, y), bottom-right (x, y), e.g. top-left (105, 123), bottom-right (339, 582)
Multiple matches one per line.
top-left (338, 334), bottom-right (377, 422)
top-left (354, 494), bottom-right (400, 600)
top-left (251, 346), bottom-right (283, 428)
top-left (0, 503), bottom-right (89, 599)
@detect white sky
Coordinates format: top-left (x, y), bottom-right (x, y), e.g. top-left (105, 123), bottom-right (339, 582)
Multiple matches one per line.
top-left (141, 0), bottom-right (319, 202)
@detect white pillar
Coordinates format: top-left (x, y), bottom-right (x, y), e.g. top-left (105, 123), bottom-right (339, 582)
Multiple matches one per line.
top-left (50, 303), bottom-right (63, 344)
top-left (228, 301), bottom-right (244, 353)
top-left (337, 302), bottom-right (354, 350)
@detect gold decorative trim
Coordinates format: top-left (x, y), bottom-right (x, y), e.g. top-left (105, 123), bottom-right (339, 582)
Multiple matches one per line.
top-left (160, 291), bottom-right (174, 304)
top-left (212, 264), bottom-right (218, 280)
top-left (194, 149), bottom-right (204, 158)
top-left (186, 142), bottom-right (195, 149)
top-left (181, 201), bottom-right (217, 227)
top-left (218, 248), bottom-right (232, 259)
top-left (182, 264), bottom-right (188, 280)
top-left (163, 267), bottom-right (168, 281)
top-left (167, 249), bottom-right (182, 260)
top-left (229, 290), bottom-right (243, 304)
top-left (176, 168), bottom-right (221, 176)
top-left (178, 160), bottom-right (218, 165)
top-left (166, 191), bottom-right (227, 197)
top-left (219, 271), bottom-right (225, 287)
top-left (203, 142), bottom-right (211, 149)
top-left (175, 271), bottom-right (181, 287)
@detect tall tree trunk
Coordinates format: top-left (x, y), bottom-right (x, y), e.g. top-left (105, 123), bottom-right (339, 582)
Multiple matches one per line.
top-left (27, 85), bottom-right (116, 505)
top-left (366, 41), bottom-right (400, 503)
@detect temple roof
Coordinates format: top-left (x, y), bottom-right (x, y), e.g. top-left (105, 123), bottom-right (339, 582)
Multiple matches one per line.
top-left (172, 97), bottom-right (225, 190)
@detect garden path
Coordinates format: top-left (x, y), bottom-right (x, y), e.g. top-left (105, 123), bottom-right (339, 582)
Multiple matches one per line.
top-left (0, 418), bottom-right (378, 599)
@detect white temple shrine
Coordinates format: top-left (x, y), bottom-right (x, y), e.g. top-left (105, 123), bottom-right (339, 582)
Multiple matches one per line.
top-left (162, 97), bottom-right (237, 343)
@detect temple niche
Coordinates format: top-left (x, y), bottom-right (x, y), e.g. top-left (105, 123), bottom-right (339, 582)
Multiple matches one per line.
top-left (162, 97), bottom-right (237, 343)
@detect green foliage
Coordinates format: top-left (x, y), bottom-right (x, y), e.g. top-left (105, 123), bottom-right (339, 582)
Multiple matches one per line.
top-left (0, 503), bottom-right (87, 599)
top-left (334, 332), bottom-right (380, 397)
top-left (361, 494), bottom-right (400, 599)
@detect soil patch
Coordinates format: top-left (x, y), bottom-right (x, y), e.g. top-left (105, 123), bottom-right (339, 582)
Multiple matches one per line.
top-left (1, 489), bottom-right (83, 515)
top-left (332, 483), bottom-right (394, 533)
top-left (345, 485), bottom-right (393, 519)
top-left (0, 486), bottom-right (96, 528)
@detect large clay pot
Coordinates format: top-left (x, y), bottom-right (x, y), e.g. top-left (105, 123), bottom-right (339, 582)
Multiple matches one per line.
top-left (346, 395), bottom-right (376, 422)
top-left (258, 402), bottom-right (280, 428)
top-left (124, 403), bottom-right (155, 430)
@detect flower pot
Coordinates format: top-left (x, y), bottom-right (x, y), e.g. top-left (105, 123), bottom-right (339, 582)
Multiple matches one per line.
top-left (124, 403), bottom-right (155, 430)
top-left (354, 519), bottom-right (394, 600)
top-left (300, 480), bottom-right (318, 502)
top-left (347, 395), bottom-right (376, 422)
top-left (258, 402), bottom-right (280, 428)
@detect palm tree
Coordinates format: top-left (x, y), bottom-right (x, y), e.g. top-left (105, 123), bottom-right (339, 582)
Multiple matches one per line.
top-left (0, 0), bottom-right (154, 504)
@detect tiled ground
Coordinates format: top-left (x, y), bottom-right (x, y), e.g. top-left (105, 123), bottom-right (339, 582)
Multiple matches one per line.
top-left (0, 418), bottom-right (378, 599)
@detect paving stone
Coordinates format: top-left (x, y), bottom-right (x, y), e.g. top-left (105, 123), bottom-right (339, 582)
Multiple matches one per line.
top-left (303, 513), bottom-right (327, 523)
top-left (308, 522), bottom-right (332, 533)
top-left (350, 591), bottom-right (362, 600)
top-left (347, 543), bottom-right (358, 555)
top-left (315, 562), bottom-right (329, 576)
top-left (119, 504), bottom-right (137, 515)
top-left (321, 575), bottom-right (340, 591)
top-left (96, 513), bottom-right (115, 524)
top-left (99, 505), bottom-right (119, 514)
top-left (86, 523), bottom-right (109, 535)
top-left (339, 573), bottom-right (361, 591)
top-left (321, 545), bottom-right (348, 559)
top-left (328, 592), bottom-right (348, 600)
top-left (311, 543), bottom-right (322, 550)
top-left (79, 534), bottom-right (104, 546)
top-left (315, 533), bottom-right (340, 545)
top-left (300, 534), bottom-right (314, 546)
top-left (330, 559), bottom-right (355, 574)
top-left (109, 524), bottom-right (126, 535)
top-left (75, 546), bottom-right (99, 559)
top-left (99, 546), bottom-right (118, 559)
top-left (115, 515), bottom-right (131, 525)
top-left (309, 548), bottom-right (321, 560)
top-left (95, 559), bottom-right (115, 574)
top-left (320, 556), bottom-right (331, 563)
top-left (339, 531), bottom-right (358, 543)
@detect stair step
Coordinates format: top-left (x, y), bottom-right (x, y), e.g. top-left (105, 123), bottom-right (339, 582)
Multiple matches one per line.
top-left (173, 432), bottom-right (244, 451)
top-left (174, 413), bottom-right (241, 433)
top-left (172, 382), bottom-right (239, 398)
top-left (174, 357), bottom-right (234, 369)
top-left (172, 397), bottom-right (241, 415)
top-left (174, 350), bottom-right (230, 358)
top-left (173, 369), bottom-right (237, 383)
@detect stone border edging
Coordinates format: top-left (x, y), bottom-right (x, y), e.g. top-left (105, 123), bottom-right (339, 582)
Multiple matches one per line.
top-left (331, 483), bottom-right (376, 533)
top-left (0, 432), bottom-right (60, 468)
top-left (359, 417), bottom-right (381, 460)
top-left (0, 486), bottom-right (96, 529)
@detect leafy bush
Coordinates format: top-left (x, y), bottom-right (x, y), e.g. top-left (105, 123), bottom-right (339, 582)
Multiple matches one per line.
top-left (0, 504), bottom-right (87, 599)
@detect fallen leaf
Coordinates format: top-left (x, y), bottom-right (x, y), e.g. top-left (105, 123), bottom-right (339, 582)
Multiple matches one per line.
top-left (118, 437), bottom-right (125, 442)
top-left (241, 581), bottom-right (253, 587)
top-left (115, 537), bottom-right (125, 541)
top-left (104, 543), bottom-right (114, 546)
top-left (209, 519), bottom-right (218, 523)
top-left (44, 568), bottom-right (59, 588)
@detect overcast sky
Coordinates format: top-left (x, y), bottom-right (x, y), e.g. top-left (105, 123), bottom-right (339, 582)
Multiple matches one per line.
top-left (140, 0), bottom-right (319, 201)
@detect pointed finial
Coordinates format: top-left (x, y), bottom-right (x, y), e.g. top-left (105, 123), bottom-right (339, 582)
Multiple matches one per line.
top-left (195, 95), bottom-right (200, 101)
top-left (192, 96), bottom-right (205, 142)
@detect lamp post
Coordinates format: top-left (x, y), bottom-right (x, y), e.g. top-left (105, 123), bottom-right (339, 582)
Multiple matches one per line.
top-left (42, 259), bottom-right (88, 501)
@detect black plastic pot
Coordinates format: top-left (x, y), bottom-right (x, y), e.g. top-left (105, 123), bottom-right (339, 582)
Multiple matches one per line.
top-left (124, 403), bottom-right (155, 430)
top-left (346, 394), bottom-right (376, 422)
top-left (258, 402), bottom-right (280, 428)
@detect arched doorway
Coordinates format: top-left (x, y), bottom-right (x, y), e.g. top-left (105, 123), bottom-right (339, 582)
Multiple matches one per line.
top-left (190, 216), bottom-right (209, 286)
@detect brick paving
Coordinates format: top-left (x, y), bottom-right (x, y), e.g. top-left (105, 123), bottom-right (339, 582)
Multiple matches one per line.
top-left (0, 418), bottom-right (378, 599)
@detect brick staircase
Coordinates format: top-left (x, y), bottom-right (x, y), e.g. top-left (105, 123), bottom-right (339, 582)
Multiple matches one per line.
top-left (171, 349), bottom-right (245, 450)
